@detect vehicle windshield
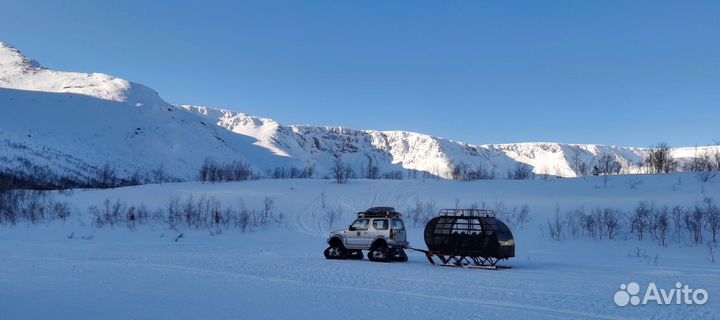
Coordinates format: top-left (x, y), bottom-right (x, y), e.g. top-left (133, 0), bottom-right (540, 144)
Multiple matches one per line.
top-left (391, 219), bottom-right (405, 230)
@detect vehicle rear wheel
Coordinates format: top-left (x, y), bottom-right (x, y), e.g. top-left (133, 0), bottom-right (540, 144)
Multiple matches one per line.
top-left (346, 249), bottom-right (363, 260)
top-left (323, 239), bottom-right (346, 259)
top-left (368, 242), bottom-right (391, 262)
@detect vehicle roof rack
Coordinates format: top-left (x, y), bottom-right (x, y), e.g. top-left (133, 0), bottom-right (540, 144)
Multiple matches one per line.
top-left (438, 209), bottom-right (496, 218)
top-left (357, 207), bottom-right (402, 218)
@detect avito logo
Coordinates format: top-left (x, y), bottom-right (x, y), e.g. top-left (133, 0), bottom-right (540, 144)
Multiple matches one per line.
top-left (614, 282), bottom-right (709, 306)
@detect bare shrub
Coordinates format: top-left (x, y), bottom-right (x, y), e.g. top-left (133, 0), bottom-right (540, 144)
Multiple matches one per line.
top-left (126, 205), bottom-right (137, 230)
top-left (696, 170), bottom-right (718, 183)
top-left (209, 200), bottom-right (226, 234)
top-left (671, 205), bottom-right (686, 243)
top-left (262, 196), bottom-right (275, 228)
top-left (382, 170), bottom-right (403, 180)
top-left (325, 206), bottom-right (341, 229)
top-left (238, 206), bottom-right (250, 233)
top-left (685, 204), bottom-right (705, 245)
top-left (509, 163), bottom-right (533, 180)
top-left (687, 148), bottom-right (718, 182)
top-left (570, 149), bottom-right (592, 177)
top-left (200, 158), bottom-right (254, 183)
top-left (0, 190), bottom-right (72, 225)
top-left (85, 195), bottom-right (280, 233)
top-left (404, 197), bottom-right (436, 227)
top-left (701, 197), bottom-right (720, 243)
top-left (91, 199), bottom-right (129, 228)
top-left (650, 206), bottom-right (670, 246)
top-left (557, 199), bottom-right (720, 248)
top-left (151, 164), bottom-right (170, 183)
top-left (97, 163), bottom-right (118, 188)
top-left (644, 142), bottom-right (678, 174)
top-left (267, 164), bottom-right (316, 179)
top-left (166, 197), bottom-right (182, 230)
top-left (513, 205), bottom-right (531, 228)
top-left (602, 208), bottom-right (622, 240)
top-left (136, 204), bottom-right (150, 224)
top-left (686, 202), bottom-right (705, 245)
top-left (52, 201), bottom-right (72, 222)
top-left (333, 158), bottom-right (352, 184)
top-left (547, 205), bottom-right (563, 241)
top-left (492, 201), bottom-right (530, 229)
top-left (451, 162), bottom-right (469, 180)
top-left (365, 158), bottom-right (379, 179)
top-left (593, 154), bottom-right (622, 176)
top-left (452, 162), bottom-right (495, 181)
top-left (563, 207), bottom-right (583, 239)
top-left (581, 208), bottom-right (603, 239)
top-left (630, 201), bottom-right (653, 240)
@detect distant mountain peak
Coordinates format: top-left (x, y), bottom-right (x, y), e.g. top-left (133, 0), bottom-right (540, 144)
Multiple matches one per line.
top-left (0, 41), bottom-right (159, 104)
top-left (0, 42), bottom-right (43, 70)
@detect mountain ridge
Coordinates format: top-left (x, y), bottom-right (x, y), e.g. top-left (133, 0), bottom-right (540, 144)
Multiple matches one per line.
top-left (180, 105), bottom-right (716, 179)
top-left (0, 42), bottom-right (716, 186)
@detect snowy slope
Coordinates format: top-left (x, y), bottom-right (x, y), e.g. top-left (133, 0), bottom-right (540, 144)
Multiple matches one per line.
top-left (182, 106), bottom-right (717, 179)
top-left (483, 143), bottom-right (647, 177)
top-left (0, 43), bottom-right (138, 102)
top-left (0, 42), bottom-right (298, 183)
top-left (181, 106), bottom-right (503, 178)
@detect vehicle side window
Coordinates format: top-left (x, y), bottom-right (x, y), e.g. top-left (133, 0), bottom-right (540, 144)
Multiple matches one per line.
top-left (373, 219), bottom-right (388, 230)
top-left (392, 219), bottom-right (405, 230)
top-left (350, 219), bottom-right (369, 230)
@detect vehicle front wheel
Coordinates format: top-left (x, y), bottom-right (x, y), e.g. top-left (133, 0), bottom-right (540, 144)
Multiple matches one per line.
top-left (368, 243), bottom-right (391, 262)
top-left (324, 240), bottom-right (346, 259)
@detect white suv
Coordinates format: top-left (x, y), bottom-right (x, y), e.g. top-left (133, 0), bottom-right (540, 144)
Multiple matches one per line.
top-left (324, 207), bottom-right (409, 262)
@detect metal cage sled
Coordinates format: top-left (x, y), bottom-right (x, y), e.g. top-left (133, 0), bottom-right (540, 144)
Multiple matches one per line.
top-left (413, 209), bottom-right (515, 270)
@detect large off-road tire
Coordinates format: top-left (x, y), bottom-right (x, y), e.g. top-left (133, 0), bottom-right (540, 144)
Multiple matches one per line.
top-left (346, 249), bottom-right (363, 260)
top-left (368, 242), bottom-right (391, 262)
top-left (392, 249), bottom-right (408, 262)
top-left (324, 239), bottom-right (346, 260)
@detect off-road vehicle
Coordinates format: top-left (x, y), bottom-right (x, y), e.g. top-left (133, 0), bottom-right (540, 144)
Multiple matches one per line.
top-left (324, 207), bottom-right (409, 262)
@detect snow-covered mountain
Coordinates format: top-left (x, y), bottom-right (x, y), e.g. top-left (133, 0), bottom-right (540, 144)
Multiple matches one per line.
top-left (180, 106), bottom-right (718, 179)
top-left (0, 42), bottom-right (716, 186)
top-left (0, 42), bottom-right (299, 186)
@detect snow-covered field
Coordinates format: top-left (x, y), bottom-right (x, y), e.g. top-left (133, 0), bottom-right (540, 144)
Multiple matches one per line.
top-left (1, 174), bottom-right (719, 319)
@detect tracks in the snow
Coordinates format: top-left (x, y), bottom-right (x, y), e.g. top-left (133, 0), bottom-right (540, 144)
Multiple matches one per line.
top-left (30, 255), bottom-right (630, 320)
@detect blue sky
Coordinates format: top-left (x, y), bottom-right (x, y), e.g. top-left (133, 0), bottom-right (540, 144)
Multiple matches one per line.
top-left (1, 0), bottom-right (718, 147)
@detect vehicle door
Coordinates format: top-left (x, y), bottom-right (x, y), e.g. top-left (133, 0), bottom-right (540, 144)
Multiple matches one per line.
top-left (345, 218), bottom-right (370, 247)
